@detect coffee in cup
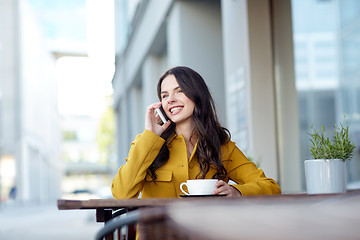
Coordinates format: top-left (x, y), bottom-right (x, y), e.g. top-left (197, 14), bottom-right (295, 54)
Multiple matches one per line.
top-left (180, 179), bottom-right (218, 195)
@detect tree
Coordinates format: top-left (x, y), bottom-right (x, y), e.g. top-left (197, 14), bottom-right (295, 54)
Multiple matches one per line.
top-left (96, 96), bottom-right (116, 164)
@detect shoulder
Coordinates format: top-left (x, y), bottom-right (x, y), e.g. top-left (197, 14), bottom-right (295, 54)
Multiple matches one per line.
top-left (221, 139), bottom-right (248, 162)
top-left (221, 140), bottom-right (236, 159)
top-left (132, 130), bottom-right (165, 146)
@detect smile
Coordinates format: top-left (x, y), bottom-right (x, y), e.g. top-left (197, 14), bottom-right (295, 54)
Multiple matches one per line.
top-left (170, 107), bottom-right (183, 114)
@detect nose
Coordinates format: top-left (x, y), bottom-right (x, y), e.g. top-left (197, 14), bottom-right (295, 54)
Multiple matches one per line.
top-left (167, 93), bottom-right (176, 103)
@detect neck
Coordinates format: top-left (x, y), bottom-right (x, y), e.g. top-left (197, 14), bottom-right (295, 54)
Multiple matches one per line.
top-left (176, 122), bottom-right (197, 159)
top-left (175, 122), bottom-right (196, 145)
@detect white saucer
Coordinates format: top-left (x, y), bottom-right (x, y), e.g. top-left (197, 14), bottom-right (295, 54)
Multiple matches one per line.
top-left (179, 194), bottom-right (226, 198)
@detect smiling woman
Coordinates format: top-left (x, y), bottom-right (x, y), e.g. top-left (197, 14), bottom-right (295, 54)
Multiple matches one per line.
top-left (111, 66), bottom-right (281, 200)
top-left (160, 75), bottom-right (195, 128)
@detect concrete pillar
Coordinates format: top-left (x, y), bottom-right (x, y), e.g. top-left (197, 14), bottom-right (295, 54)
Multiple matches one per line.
top-left (272, 0), bottom-right (302, 192)
top-left (221, 0), bottom-right (250, 152)
top-left (247, 0), bottom-right (279, 182)
top-left (129, 86), bottom-right (143, 138)
top-left (166, 0), bottom-right (226, 122)
top-left (116, 97), bottom-right (130, 167)
top-left (221, 0), bottom-right (279, 182)
top-left (142, 56), bottom-right (163, 110)
top-left (221, 0), bottom-right (302, 192)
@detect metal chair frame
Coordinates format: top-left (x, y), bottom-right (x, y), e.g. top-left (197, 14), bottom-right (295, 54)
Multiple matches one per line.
top-left (95, 210), bottom-right (139, 240)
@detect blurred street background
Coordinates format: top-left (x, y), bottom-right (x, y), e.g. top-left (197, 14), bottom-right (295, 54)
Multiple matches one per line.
top-left (0, 0), bottom-right (114, 238)
top-left (0, 202), bottom-right (102, 240)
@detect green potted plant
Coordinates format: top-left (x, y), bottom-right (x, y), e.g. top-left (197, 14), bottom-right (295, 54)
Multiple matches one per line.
top-left (304, 123), bottom-right (356, 194)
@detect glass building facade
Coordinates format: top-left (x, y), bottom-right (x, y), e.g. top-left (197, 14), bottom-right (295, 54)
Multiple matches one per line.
top-left (292, 0), bottom-right (360, 186)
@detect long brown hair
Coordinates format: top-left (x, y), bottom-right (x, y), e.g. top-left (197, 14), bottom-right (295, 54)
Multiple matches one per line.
top-left (147, 66), bottom-right (230, 180)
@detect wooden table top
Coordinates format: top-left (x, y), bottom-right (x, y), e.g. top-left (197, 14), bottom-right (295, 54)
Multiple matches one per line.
top-left (57, 190), bottom-right (359, 210)
top-left (165, 190), bottom-right (360, 240)
top-left (58, 190), bottom-right (360, 239)
top-left (57, 198), bottom-right (177, 210)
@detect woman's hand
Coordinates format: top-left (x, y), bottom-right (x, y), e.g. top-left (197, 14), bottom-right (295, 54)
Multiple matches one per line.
top-left (213, 180), bottom-right (242, 197)
top-left (145, 102), bottom-right (171, 136)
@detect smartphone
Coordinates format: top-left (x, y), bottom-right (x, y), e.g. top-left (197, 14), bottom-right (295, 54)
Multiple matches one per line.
top-left (155, 106), bottom-right (169, 125)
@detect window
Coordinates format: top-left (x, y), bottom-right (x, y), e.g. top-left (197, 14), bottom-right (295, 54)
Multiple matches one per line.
top-left (292, 0), bottom-right (360, 185)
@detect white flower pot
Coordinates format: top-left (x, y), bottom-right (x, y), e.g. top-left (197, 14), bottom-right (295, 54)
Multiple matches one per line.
top-left (304, 159), bottom-right (346, 194)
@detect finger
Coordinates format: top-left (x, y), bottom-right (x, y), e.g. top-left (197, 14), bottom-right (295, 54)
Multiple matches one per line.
top-left (213, 185), bottom-right (228, 195)
top-left (151, 102), bottom-right (162, 109)
top-left (146, 102), bottom-right (162, 114)
top-left (146, 102), bottom-right (162, 111)
top-left (161, 120), bottom-right (171, 130)
top-left (215, 180), bottom-right (226, 188)
top-left (145, 103), bottom-right (164, 132)
top-left (213, 180), bottom-right (226, 195)
top-left (146, 103), bottom-right (162, 121)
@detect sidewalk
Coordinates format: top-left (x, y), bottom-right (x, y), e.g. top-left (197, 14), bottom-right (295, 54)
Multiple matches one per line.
top-left (0, 202), bottom-right (102, 240)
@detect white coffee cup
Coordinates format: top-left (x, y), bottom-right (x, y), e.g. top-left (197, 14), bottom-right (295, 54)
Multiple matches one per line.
top-left (180, 179), bottom-right (218, 195)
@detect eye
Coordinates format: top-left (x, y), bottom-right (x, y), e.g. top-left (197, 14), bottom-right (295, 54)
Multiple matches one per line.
top-left (177, 89), bottom-right (183, 94)
top-left (161, 94), bottom-right (168, 99)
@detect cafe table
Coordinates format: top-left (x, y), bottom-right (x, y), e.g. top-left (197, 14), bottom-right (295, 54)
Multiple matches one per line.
top-left (57, 190), bottom-right (360, 240)
top-left (57, 197), bottom-right (214, 239)
top-left (57, 197), bottom-right (181, 240)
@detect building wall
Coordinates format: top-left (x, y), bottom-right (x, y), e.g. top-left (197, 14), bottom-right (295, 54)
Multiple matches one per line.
top-left (272, 0), bottom-right (301, 192)
top-left (0, 0), bottom-right (61, 204)
top-left (291, 0), bottom-right (360, 188)
top-left (0, 0), bottom-right (22, 202)
top-left (221, 0), bottom-right (285, 185)
top-left (0, 0), bottom-right (19, 156)
top-left (167, 0), bottom-right (225, 122)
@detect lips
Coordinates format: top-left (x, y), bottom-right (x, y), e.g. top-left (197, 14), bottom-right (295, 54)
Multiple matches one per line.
top-left (169, 106), bottom-right (183, 114)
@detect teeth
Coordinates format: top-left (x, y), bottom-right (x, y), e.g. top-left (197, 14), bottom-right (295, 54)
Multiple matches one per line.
top-left (170, 107), bottom-right (182, 113)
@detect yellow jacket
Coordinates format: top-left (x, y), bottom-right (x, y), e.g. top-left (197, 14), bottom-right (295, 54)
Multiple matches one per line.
top-left (112, 130), bottom-right (281, 198)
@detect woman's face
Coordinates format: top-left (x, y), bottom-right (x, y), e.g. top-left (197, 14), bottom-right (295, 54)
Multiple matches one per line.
top-left (160, 74), bottom-right (195, 127)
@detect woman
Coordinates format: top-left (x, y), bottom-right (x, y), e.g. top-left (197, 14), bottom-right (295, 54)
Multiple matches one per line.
top-left (112, 66), bottom-right (280, 198)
